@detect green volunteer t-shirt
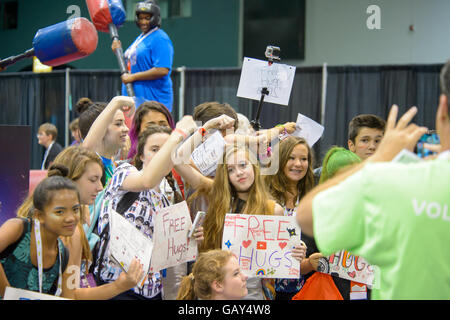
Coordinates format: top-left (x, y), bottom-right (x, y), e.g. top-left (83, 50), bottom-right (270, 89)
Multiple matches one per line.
top-left (312, 158), bottom-right (450, 300)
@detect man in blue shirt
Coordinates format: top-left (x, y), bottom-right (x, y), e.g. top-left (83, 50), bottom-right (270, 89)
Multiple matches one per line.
top-left (112, 1), bottom-right (174, 111)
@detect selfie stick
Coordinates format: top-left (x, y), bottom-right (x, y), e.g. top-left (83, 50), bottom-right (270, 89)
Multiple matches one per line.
top-left (250, 87), bottom-right (269, 131)
top-left (250, 46), bottom-right (281, 131)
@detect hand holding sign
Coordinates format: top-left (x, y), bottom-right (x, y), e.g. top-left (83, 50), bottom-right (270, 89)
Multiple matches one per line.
top-left (191, 226), bottom-right (204, 244)
top-left (308, 252), bottom-right (325, 270)
top-left (291, 113), bottom-right (324, 147)
top-left (191, 131), bottom-right (226, 177)
top-left (150, 201), bottom-right (198, 272)
top-left (316, 250), bottom-right (375, 287)
top-left (116, 258), bottom-right (145, 291)
top-left (109, 209), bottom-right (153, 288)
top-left (291, 242), bottom-right (307, 263)
top-left (222, 214), bottom-right (302, 279)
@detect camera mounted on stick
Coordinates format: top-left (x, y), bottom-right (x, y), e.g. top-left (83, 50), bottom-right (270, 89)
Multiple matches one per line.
top-left (250, 45), bottom-right (281, 131)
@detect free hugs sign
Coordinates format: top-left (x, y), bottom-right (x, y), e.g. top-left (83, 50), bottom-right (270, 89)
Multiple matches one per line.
top-left (222, 214), bottom-right (301, 279)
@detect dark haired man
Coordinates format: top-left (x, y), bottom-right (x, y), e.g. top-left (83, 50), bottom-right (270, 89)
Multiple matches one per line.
top-left (313, 114), bottom-right (386, 183)
top-left (347, 114), bottom-right (386, 160)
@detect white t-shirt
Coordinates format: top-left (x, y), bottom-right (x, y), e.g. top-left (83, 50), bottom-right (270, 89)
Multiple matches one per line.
top-left (95, 162), bottom-right (170, 298)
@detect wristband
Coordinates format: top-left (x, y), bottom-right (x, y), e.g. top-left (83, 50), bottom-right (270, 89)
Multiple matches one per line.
top-left (174, 128), bottom-right (188, 140)
top-left (275, 124), bottom-right (288, 135)
top-left (198, 127), bottom-right (206, 137)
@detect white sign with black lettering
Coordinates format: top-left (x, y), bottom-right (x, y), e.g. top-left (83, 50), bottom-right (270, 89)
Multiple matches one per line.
top-left (237, 57), bottom-right (296, 106)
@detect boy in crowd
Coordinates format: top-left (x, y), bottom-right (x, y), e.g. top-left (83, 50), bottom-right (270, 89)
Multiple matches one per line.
top-left (347, 114), bottom-right (386, 160)
top-left (37, 123), bottom-right (63, 170)
top-left (314, 114), bottom-right (386, 183)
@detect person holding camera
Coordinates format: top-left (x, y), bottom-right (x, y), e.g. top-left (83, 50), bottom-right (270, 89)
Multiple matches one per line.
top-left (111, 0), bottom-right (174, 111)
top-left (296, 60), bottom-right (450, 299)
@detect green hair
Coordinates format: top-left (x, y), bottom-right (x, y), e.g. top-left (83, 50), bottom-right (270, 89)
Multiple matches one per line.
top-left (319, 147), bottom-right (361, 184)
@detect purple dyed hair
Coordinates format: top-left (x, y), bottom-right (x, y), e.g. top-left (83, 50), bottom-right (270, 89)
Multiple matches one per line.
top-left (127, 101), bottom-right (175, 160)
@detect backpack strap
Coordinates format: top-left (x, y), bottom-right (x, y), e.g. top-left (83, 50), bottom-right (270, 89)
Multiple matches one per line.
top-left (116, 191), bottom-right (140, 215)
top-left (91, 191), bottom-right (140, 280)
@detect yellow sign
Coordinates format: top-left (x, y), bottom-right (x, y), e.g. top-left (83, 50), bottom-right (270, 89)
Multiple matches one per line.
top-left (33, 56), bottom-right (52, 73)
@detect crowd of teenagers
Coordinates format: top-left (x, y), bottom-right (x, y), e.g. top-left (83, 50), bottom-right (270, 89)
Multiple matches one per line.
top-left (1, 58), bottom-right (449, 301)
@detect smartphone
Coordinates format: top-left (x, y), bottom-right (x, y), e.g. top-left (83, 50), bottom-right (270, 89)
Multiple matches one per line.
top-left (415, 130), bottom-right (440, 158)
top-left (188, 211), bottom-right (206, 238)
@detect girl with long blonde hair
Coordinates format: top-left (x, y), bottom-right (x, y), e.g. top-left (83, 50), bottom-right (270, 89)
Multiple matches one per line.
top-left (174, 139), bottom-right (306, 299)
top-left (200, 146), bottom-right (280, 252)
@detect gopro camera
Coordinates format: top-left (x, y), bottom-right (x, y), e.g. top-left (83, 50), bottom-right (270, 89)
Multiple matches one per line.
top-left (265, 46), bottom-right (281, 62)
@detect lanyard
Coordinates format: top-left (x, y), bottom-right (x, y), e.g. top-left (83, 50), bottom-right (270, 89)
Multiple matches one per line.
top-left (34, 219), bottom-right (63, 296)
top-left (124, 28), bottom-right (159, 61)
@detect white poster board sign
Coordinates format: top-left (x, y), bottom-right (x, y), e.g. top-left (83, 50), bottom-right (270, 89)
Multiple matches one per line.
top-left (3, 287), bottom-right (69, 300)
top-left (222, 214), bottom-right (301, 279)
top-left (109, 209), bottom-right (153, 286)
top-left (291, 113), bottom-right (324, 147)
top-left (150, 201), bottom-right (198, 273)
top-left (317, 250), bottom-right (375, 286)
top-left (191, 131), bottom-right (226, 177)
top-left (237, 57), bottom-right (296, 106)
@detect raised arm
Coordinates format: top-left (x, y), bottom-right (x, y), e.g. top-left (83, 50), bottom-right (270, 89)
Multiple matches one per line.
top-left (121, 116), bottom-right (198, 192)
top-left (173, 115), bottom-right (235, 190)
top-left (296, 105), bottom-right (427, 236)
top-left (62, 258), bottom-right (144, 300)
top-left (82, 96), bottom-right (135, 151)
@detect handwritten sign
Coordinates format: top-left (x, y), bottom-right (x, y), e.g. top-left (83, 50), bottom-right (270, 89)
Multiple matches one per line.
top-left (317, 250), bottom-right (375, 286)
top-left (191, 131), bottom-right (226, 177)
top-left (237, 57), bottom-right (296, 106)
top-left (291, 113), bottom-right (324, 147)
top-left (222, 214), bottom-right (301, 279)
top-left (3, 287), bottom-right (69, 300)
top-left (109, 209), bottom-right (153, 287)
top-left (150, 201), bottom-right (197, 272)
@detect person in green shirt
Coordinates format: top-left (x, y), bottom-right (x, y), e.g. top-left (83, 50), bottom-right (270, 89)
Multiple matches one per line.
top-left (296, 61), bottom-right (450, 300)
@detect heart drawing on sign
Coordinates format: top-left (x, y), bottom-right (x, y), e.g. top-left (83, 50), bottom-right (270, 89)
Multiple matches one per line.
top-left (348, 271), bottom-right (356, 278)
top-left (242, 240), bottom-right (252, 248)
top-left (279, 242), bottom-right (287, 250)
